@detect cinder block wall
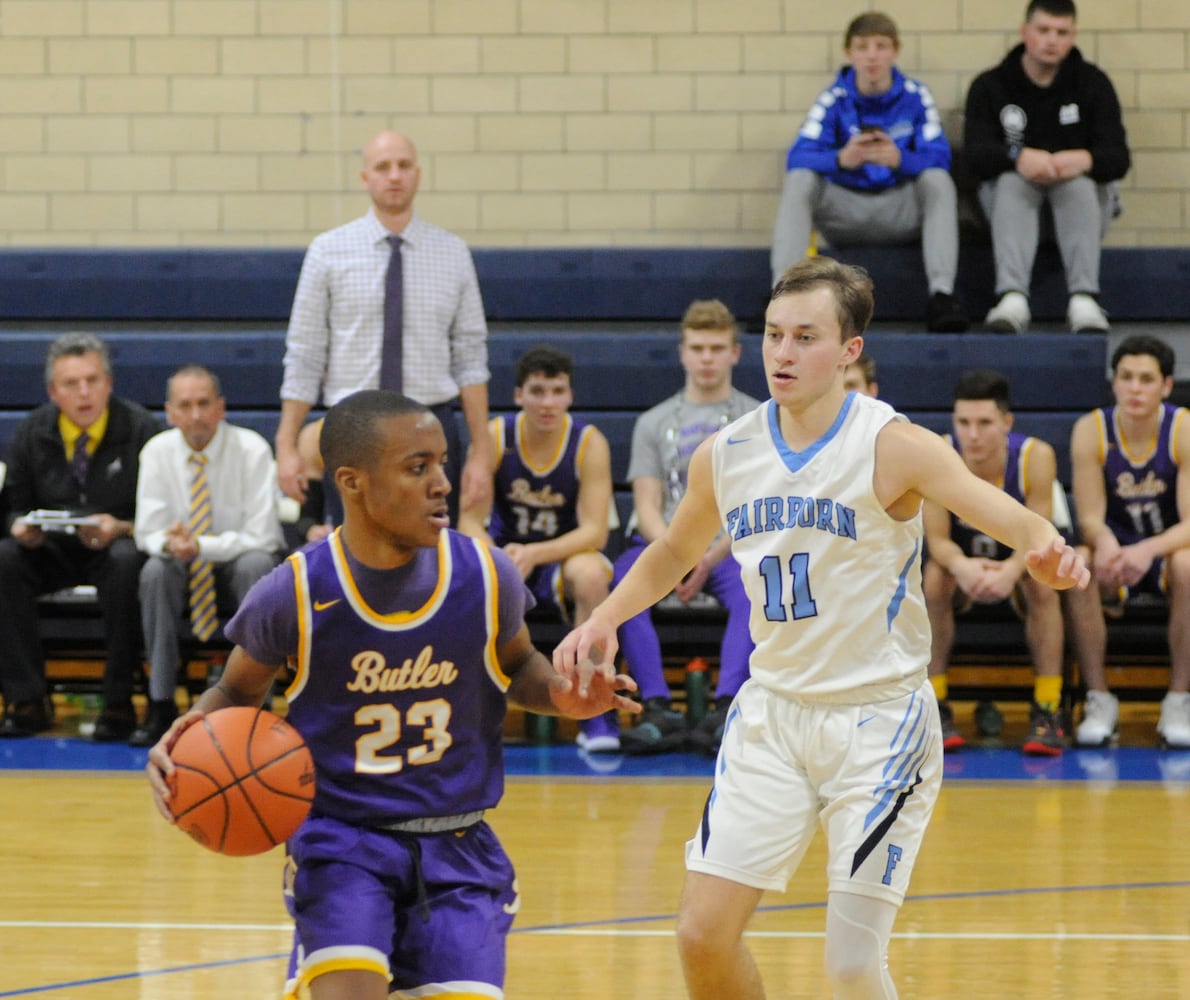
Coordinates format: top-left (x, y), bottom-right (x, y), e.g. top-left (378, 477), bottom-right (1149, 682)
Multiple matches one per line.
top-left (0, 0), bottom-right (1185, 247)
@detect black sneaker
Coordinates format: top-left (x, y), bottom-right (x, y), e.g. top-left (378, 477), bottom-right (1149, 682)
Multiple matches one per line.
top-left (686, 703), bottom-right (730, 756)
top-left (91, 702), bottom-right (137, 743)
top-left (926, 292), bottom-right (970, 333)
top-left (0, 697), bottom-right (55, 738)
top-left (938, 700), bottom-right (966, 751)
top-left (1022, 703), bottom-right (1066, 757)
top-left (620, 697), bottom-right (687, 755)
top-left (129, 698), bottom-right (179, 748)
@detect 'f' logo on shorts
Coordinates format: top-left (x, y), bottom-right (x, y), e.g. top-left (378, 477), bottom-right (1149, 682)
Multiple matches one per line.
top-left (882, 844), bottom-right (904, 885)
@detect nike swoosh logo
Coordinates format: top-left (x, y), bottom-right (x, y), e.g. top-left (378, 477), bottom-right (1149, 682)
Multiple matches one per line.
top-left (313, 598), bottom-right (342, 611)
top-left (726, 435), bottom-right (752, 446)
top-left (857, 715), bottom-right (876, 727)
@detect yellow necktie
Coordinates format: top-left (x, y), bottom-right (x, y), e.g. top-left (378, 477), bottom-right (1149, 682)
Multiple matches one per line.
top-left (187, 453), bottom-right (217, 642)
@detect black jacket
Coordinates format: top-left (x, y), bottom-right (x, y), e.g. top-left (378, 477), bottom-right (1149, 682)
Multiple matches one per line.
top-left (4, 397), bottom-right (163, 531)
top-left (963, 44), bottom-right (1130, 184)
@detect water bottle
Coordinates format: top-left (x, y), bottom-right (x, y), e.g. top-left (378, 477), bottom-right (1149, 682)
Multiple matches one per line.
top-left (685, 657), bottom-right (709, 724)
top-left (524, 711), bottom-right (557, 746)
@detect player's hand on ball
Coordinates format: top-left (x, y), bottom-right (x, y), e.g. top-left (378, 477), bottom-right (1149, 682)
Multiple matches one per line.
top-left (146, 709), bottom-right (207, 822)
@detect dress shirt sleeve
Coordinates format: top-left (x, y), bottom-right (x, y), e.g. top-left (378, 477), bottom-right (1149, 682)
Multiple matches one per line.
top-left (280, 240), bottom-right (333, 405)
top-left (448, 249), bottom-right (490, 390)
top-left (133, 436), bottom-right (177, 555)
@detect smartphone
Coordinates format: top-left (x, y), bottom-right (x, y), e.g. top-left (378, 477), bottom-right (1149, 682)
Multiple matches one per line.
top-left (860, 124), bottom-right (884, 134)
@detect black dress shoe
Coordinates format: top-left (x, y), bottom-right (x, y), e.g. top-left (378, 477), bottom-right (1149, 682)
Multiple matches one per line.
top-left (0, 698), bottom-right (54, 738)
top-left (926, 291), bottom-right (971, 333)
top-left (91, 702), bottom-right (137, 743)
top-left (129, 699), bottom-right (179, 748)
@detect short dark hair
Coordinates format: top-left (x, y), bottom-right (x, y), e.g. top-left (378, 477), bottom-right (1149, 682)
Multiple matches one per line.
top-left (1111, 335), bottom-right (1176, 379)
top-left (166, 364), bottom-right (222, 402)
top-left (848, 351), bottom-right (878, 386)
top-left (845, 11), bottom-right (899, 47)
top-left (953, 368), bottom-right (1012, 413)
top-left (1026, 0), bottom-right (1076, 20)
top-left (515, 345), bottom-right (574, 387)
top-left (321, 390), bottom-right (431, 479)
top-left (45, 332), bottom-right (112, 384)
top-left (770, 257), bottom-right (875, 340)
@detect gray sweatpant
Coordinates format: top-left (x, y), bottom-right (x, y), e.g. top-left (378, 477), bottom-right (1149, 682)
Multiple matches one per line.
top-left (978, 172), bottom-right (1115, 298)
top-left (770, 167), bottom-right (960, 295)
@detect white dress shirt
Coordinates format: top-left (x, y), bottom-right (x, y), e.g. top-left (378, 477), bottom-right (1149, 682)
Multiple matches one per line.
top-left (279, 210), bottom-right (490, 408)
top-left (134, 422), bottom-right (286, 562)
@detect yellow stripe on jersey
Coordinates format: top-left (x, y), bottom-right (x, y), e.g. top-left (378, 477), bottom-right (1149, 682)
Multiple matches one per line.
top-left (285, 550), bottom-right (312, 702)
top-left (1113, 406), bottom-right (1159, 465)
top-left (1018, 436), bottom-right (1034, 498)
top-left (1093, 409), bottom-right (1107, 467)
top-left (330, 528), bottom-right (452, 628)
top-left (474, 538), bottom-right (510, 690)
top-left (1170, 408), bottom-right (1186, 465)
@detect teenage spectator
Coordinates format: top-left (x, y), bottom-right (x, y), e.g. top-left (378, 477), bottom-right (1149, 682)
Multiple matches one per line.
top-left (1065, 336), bottom-right (1190, 748)
top-left (964, 0), bottom-right (1130, 334)
top-left (0, 333), bottom-right (162, 740)
top-left (458, 345), bottom-right (617, 751)
top-left (131, 366), bottom-right (285, 748)
top-left (843, 350), bottom-right (880, 397)
top-left (146, 390), bottom-right (639, 1000)
top-left (922, 369), bottom-right (1066, 755)
top-left (276, 129), bottom-right (492, 526)
top-left (605, 301), bottom-right (760, 756)
top-left (771, 11), bottom-right (969, 334)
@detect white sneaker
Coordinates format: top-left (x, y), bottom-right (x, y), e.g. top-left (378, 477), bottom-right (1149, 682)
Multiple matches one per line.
top-left (984, 291), bottom-right (1030, 333)
top-left (1157, 691), bottom-right (1190, 749)
top-left (1075, 689), bottom-right (1119, 747)
top-left (575, 731), bottom-right (621, 754)
top-left (1067, 293), bottom-right (1110, 333)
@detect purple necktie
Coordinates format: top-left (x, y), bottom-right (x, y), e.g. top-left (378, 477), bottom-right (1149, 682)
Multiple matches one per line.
top-left (71, 431), bottom-right (90, 488)
top-left (380, 235), bottom-right (404, 392)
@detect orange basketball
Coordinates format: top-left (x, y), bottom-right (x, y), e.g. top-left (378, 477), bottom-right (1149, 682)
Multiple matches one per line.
top-left (167, 707), bottom-right (316, 857)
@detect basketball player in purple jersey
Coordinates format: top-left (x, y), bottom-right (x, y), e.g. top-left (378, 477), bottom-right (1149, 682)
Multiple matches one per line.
top-left (459, 346), bottom-right (617, 750)
top-left (1065, 335), bottom-right (1190, 748)
top-left (922, 369), bottom-right (1066, 756)
top-left (147, 390), bottom-right (639, 1000)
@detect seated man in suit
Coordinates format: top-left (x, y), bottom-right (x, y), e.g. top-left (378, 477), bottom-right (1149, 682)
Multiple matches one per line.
top-left (132, 365), bottom-right (285, 747)
top-left (0, 332), bottom-right (162, 740)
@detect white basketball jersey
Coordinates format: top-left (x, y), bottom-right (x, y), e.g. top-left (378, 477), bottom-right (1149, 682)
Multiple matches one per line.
top-left (711, 394), bottom-right (929, 702)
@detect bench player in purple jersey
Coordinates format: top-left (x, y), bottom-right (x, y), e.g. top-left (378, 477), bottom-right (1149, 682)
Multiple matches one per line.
top-left (921, 369), bottom-right (1066, 755)
top-left (458, 345), bottom-right (618, 751)
top-left (1065, 335), bottom-right (1190, 748)
top-left (146, 390), bottom-right (639, 1000)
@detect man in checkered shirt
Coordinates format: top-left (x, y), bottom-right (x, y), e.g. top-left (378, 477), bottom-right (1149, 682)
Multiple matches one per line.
top-left (276, 130), bottom-right (493, 524)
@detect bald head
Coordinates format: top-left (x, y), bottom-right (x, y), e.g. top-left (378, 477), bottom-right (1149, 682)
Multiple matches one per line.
top-left (361, 130), bottom-right (421, 226)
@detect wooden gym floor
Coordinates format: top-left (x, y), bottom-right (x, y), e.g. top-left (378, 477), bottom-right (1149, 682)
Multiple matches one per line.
top-left (2, 700), bottom-right (1189, 999)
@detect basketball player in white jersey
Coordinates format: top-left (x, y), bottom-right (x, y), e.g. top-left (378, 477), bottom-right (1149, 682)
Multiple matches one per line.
top-left (553, 257), bottom-right (1089, 999)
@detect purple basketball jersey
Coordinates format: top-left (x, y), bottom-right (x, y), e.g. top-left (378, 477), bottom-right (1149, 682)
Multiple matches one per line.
top-left (284, 529), bottom-right (510, 826)
top-left (1100, 403), bottom-right (1184, 546)
top-left (949, 431), bottom-right (1035, 561)
top-left (488, 412), bottom-right (590, 546)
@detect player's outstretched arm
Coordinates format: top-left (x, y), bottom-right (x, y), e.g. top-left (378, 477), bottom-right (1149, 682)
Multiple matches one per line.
top-left (552, 438), bottom-right (723, 679)
top-left (501, 625), bottom-right (640, 719)
top-left (877, 421), bottom-right (1089, 591)
top-left (145, 645), bottom-right (280, 822)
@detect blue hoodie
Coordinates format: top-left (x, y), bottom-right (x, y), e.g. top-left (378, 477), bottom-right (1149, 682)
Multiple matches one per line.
top-left (785, 65), bottom-right (951, 193)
